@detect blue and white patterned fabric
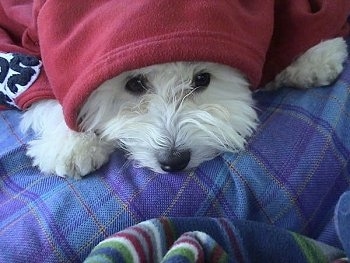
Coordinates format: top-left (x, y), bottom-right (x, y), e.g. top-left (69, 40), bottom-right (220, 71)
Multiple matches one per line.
top-left (0, 52), bottom-right (42, 108)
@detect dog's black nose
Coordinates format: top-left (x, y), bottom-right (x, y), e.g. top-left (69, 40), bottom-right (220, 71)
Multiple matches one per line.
top-left (158, 149), bottom-right (191, 172)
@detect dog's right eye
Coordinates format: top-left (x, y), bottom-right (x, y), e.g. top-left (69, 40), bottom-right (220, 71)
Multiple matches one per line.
top-left (191, 72), bottom-right (211, 91)
top-left (125, 75), bottom-right (148, 94)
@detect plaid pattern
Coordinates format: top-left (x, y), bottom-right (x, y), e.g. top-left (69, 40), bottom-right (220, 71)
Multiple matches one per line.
top-left (335, 191), bottom-right (350, 258)
top-left (0, 53), bottom-right (350, 262)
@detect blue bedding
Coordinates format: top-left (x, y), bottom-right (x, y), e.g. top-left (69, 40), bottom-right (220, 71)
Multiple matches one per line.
top-left (0, 52), bottom-right (350, 262)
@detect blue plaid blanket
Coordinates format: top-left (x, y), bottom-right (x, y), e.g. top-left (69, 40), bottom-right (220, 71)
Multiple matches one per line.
top-left (0, 50), bottom-right (350, 262)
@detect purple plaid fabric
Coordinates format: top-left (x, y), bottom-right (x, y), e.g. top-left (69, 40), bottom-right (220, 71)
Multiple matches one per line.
top-left (0, 54), bottom-right (350, 262)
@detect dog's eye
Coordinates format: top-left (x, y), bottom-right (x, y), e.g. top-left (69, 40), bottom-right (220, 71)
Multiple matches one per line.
top-left (192, 72), bottom-right (211, 91)
top-left (125, 75), bottom-right (148, 94)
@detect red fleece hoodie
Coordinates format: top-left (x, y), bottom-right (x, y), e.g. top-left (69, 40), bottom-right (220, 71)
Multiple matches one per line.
top-left (0, 0), bottom-right (349, 130)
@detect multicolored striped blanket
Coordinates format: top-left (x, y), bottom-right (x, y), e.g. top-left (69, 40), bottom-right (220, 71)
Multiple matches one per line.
top-left (0, 43), bottom-right (350, 262)
top-left (84, 217), bottom-right (345, 263)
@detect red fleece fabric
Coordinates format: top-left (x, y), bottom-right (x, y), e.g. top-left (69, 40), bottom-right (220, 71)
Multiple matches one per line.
top-left (0, 0), bottom-right (349, 130)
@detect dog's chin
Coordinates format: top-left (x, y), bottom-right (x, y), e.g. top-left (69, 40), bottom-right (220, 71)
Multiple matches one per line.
top-left (79, 62), bottom-right (258, 173)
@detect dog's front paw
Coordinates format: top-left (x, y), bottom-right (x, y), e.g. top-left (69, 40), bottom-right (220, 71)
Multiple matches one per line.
top-left (27, 131), bottom-right (114, 178)
top-left (267, 37), bottom-right (348, 90)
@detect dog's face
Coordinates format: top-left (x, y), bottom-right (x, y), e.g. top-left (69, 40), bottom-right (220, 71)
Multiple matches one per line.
top-left (79, 62), bottom-right (257, 173)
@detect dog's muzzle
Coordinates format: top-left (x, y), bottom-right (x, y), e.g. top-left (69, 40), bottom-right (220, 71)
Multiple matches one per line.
top-left (157, 149), bottom-right (191, 172)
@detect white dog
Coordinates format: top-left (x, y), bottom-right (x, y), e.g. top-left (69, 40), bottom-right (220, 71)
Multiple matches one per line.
top-left (20, 38), bottom-right (348, 178)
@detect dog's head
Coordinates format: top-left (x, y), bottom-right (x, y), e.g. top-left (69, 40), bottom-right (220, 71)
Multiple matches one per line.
top-left (79, 62), bottom-right (257, 173)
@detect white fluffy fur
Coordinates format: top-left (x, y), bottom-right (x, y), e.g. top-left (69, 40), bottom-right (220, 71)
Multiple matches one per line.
top-left (21, 37), bottom-right (348, 178)
top-left (265, 38), bottom-right (348, 90)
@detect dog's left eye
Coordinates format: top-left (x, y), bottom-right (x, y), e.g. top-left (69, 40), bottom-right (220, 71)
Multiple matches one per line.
top-left (192, 72), bottom-right (211, 90)
top-left (125, 75), bottom-right (149, 94)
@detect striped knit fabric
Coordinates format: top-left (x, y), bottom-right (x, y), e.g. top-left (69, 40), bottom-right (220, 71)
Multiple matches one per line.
top-left (84, 218), bottom-right (341, 263)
